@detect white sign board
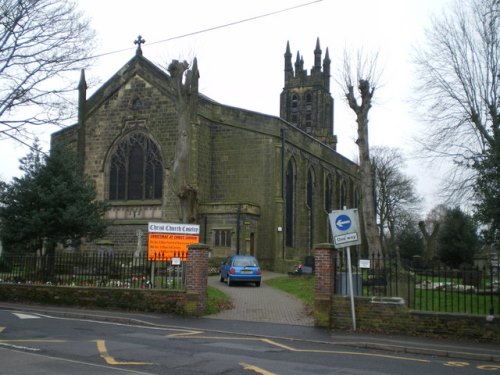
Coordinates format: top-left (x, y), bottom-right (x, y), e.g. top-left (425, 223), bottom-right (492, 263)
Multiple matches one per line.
top-left (359, 259), bottom-right (371, 269)
top-left (328, 209), bottom-right (362, 248)
top-left (148, 222), bottom-right (200, 235)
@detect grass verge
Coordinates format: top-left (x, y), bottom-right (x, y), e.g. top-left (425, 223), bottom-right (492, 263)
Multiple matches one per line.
top-left (206, 286), bottom-right (233, 315)
top-left (264, 275), bottom-right (315, 308)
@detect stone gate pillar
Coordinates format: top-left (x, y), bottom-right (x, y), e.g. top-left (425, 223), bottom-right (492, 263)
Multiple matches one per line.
top-left (314, 243), bottom-right (338, 327)
top-left (186, 243), bottom-right (210, 316)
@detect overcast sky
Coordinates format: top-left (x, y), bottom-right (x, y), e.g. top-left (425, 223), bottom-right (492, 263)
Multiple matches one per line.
top-left (0, 0), bottom-right (450, 214)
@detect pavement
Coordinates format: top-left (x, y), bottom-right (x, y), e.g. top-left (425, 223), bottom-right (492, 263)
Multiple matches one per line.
top-left (206, 271), bottom-right (314, 326)
top-left (0, 272), bottom-right (499, 363)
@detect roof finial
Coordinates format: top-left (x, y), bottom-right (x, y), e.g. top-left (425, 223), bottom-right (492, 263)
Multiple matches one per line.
top-left (134, 35), bottom-right (146, 56)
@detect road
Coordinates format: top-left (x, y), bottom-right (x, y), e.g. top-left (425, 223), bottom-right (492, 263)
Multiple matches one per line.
top-left (0, 308), bottom-right (497, 374)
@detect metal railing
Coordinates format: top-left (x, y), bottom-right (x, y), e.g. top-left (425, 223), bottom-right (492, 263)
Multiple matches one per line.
top-left (336, 252), bottom-right (500, 315)
top-left (0, 253), bottom-right (186, 290)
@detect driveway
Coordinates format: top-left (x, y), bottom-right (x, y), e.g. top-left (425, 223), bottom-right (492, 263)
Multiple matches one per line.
top-left (206, 271), bottom-right (314, 326)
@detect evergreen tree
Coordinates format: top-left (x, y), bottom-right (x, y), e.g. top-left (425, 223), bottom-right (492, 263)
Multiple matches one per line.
top-left (0, 144), bottom-right (108, 254)
top-left (395, 219), bottom-right (424, 261)
top-left (474, 139), bottom-right (500, 247)
top-left (438, 207), bottom-right (479, 268)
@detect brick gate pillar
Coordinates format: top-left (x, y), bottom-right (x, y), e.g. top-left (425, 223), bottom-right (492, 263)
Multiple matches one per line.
top-left (314, 243), bottom-right (338, 327)
top-left (186, 243), bottom-right (210, 316)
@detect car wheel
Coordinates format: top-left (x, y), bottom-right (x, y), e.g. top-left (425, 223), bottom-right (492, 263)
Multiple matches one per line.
top-left (219, 273), bottom-right (225, 282)
top-left (255, 281), bottom-right (261, 287)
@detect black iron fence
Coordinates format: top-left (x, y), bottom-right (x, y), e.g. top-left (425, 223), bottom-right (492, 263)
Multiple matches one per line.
top-left (336, 252), bottom-right (500, 315)
top-left (0, 253), bottom-right (186, 290)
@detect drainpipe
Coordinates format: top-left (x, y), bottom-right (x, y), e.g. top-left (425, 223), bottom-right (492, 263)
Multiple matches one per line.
top-left (236, 205), bottom-right (241, 255)
top-left (203, 215), bottom-right (207, 243)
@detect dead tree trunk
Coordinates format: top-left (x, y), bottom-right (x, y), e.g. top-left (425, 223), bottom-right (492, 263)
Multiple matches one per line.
top-left (345, 79), bottom-right (383, 258)
top-left (418, 220), bottom-right (440, 262)
top-left (168, 59), bottom-right (200, 223)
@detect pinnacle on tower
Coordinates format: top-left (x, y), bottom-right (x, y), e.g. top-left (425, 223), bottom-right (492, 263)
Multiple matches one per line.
top-left (313, 37), bottom-right (322, 72)
top-left (78, 69), bottom-right (87, 91)
top-left (285, 41), bottom-right (293, 70)
top-left (284, 41), bottom-right (293, 82)
top-left (323, 47), bottom-right (331, 89)
top-left (295, 51), bottom-right (301, 73)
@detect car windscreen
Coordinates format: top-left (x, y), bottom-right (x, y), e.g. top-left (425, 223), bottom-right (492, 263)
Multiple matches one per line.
top-left (233, 258), bottom-right (258, 267)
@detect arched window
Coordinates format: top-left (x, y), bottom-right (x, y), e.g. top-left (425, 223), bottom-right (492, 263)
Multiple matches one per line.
top-left (339, 180), bottom-right (347, 209)
top-left (131, 97), bottom-right (143, 111)
top-left (109, 132), bottom-right (163, 200)
top-left (325, 174), bottom-right (333, 212)
top-left (353, 187), bottom-right (360, 208)
top-left (307, 168), bottom-right (314, 208)
top-left (307, 168), bottom-right (315, 249)
top-left (290, 94), bottom-right (299, 125)
top-left (305, 92), bottom-right (312, 108)
top-left (305, 92), bottom-right (312, 130)
top-left (285, 159), bottom-right (295, 247)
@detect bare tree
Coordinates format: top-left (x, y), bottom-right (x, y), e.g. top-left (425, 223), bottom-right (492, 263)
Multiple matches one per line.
top-left (341, 50), bottom-right (383, 257)
top-left (371, 146), bottom-right (422, 255)
top-left (0, 0), bottom-right (95, 145)
top-left (412, 0), bottom-right (499, 203)
top-left (167, 59), bottom-right (200, 223)
top-left (418, 204), bottom-right (448, 262)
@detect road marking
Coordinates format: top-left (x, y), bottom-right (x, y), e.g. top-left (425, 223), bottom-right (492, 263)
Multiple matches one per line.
top-left (444, 361), bottom-right (469, 367)
top-left (0, 342), bottom-right (40, 351)
top-left (260, 338), bottom-right (431, 363)
top-left (478, 364), bottom-right (500, 371)
top-left (166, 329), bottom-right (203, 338)
top-left (168, 334), bottom-right (431, 363)
top-left (0, 339), bottom-right (66, 343)
top-left (240, 362), bottom-right (277, 375)
top-left (0, 327), bottom-right (4, 333)
top-left (94, 339), bottom-right (153, 365)
top-left (12, 313), bottom-right (40, 319)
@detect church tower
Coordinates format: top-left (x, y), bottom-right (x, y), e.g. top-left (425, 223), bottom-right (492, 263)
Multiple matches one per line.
top-left (280, 38), bottom-right (337, 149)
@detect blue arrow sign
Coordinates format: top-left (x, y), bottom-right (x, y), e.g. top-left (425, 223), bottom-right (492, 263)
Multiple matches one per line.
top-left (335, 215), bottom-right (351, 231)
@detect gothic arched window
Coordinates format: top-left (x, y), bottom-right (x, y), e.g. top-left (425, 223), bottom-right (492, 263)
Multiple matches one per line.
top-left (305, 92), bottom-right (312, 129)
top-left (285, 159), bottom-right (296, 247)
top-left (290, 94), bottom-right (299, 125)
top-left (109, 133), bottom-right (163, 201)
top-left (325, 174), bottom-right (333, 212)
top-left (339, 180), bottom-right (347, 209)
top-left (353, 187), bottom-right (360, 208)
top-left (307, 168), bottom-right (314, 208)
top-left (307, 168), bottom-right (315, 249)
top-left (305, 92), bottom-right (312, 108)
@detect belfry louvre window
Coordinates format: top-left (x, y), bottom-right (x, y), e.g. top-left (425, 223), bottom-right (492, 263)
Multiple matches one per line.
top-left (214, 229), bottom-right (231, 247)
top-left (109, 133), bottom-right (163, 200)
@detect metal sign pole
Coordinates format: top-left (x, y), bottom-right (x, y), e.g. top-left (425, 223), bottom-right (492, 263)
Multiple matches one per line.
top-left (346, 246), bottom-right (357, 331)
top-left (151, 261), bottom-right (155, 288)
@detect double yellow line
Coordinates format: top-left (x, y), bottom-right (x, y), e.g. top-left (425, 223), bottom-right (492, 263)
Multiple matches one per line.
top-left (95, 339), bottom-right (153, 365)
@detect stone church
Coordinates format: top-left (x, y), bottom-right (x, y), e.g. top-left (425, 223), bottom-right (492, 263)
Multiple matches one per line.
top-left (51, 37), bottom-right (359, 270)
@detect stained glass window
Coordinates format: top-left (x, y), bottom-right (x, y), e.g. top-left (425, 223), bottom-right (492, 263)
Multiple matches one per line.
top-left (109, 133), bottom-right (163, 200)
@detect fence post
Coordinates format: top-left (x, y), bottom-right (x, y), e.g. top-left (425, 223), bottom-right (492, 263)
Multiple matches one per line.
top-left (185, 243), bottom-right (210, 316)
top-left (314, 243), bottom-right (338, 328)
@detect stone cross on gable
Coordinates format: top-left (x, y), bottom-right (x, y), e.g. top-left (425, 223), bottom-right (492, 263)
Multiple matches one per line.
top-left (134, 35), bottom-right (146, 56)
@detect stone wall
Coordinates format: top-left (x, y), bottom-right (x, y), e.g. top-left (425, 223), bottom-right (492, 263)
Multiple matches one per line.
top-left (0, 284), bottom-right (187, 314)
top-left (314, 243), bottom-right (500, 343)
top-left (331, 295), bottom-right (500, 343)
top-left (0, 243), bottom-right (210, 316)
